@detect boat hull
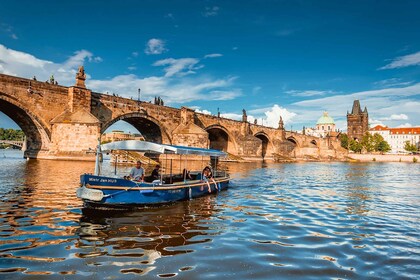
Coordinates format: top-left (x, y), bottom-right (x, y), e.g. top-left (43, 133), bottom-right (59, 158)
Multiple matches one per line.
top-left (77, 174), bottom-right (229, 209)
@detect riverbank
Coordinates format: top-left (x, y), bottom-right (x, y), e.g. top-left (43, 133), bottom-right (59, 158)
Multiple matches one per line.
top-left (348, 153), bottom-right (419, 163)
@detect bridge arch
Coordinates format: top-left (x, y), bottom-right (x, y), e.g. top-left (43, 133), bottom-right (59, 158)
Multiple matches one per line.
top-left (286, 136), bottom-right (300, 147)
top-left (310, 139), bottom-right (317, 147)
top-left (254, 131), bottom-right (271, 159)
top-left (0, 94), bottom-right (51, 155)
top-left (101, 112), bottom-right (171, 144)
top-left (205, 124), bottom-right (237, 153)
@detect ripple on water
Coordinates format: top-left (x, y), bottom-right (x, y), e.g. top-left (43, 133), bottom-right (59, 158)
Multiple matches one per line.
top-left (0, 155), bottom-right (419, 279)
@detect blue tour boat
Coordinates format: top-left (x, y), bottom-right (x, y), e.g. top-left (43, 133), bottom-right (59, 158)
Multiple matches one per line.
top-left (76, 140), bottom-right (229, 208)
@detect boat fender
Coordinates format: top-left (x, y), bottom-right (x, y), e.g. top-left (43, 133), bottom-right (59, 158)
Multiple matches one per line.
top-left (188, 187), bottom-right (192, 200)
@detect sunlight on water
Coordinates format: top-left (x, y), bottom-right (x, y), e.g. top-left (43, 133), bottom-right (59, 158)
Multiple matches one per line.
top-left (0, 150), bottom-right (419, 279)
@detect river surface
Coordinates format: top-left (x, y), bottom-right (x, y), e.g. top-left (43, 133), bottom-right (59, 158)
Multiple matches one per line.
top-left (0, 149), bottom-right (419, 279)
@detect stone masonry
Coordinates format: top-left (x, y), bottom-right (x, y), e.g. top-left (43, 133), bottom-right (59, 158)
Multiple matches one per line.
top-left (0, 69), bottom-right (346, 161)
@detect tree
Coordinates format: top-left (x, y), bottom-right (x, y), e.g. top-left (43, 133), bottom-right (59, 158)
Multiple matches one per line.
top-left (372, 133), bottom-right (391, 153)
top-left (361, 132), bottom-right (374, 152)
top-left (377, 140), bottom-right (391, 153)
top-left (0, 128), bottom-right (24, 141)
top-left (349, 139), bottom-right (363, 153)
top-left (404, 141), bottom-right (418, 153)
top-left (339, 133), bottom-right (349, 149)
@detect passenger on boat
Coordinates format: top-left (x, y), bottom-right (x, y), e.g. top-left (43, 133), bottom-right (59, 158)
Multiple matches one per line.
top-left (182, 168), bottom-right (192, 181)
top-left (128, 161), bottom-right (145, 181)
top-left (151, 165), bottom-right (160, 180)
top-left (144, 164), bottom-right (160, 183)
top-left (202, 166), bottom-right (218, 193)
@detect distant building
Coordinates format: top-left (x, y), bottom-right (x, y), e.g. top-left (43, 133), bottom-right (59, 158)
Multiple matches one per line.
top-left (347, 100), bottom-right (369, 140)
top-left (304, 111), bottom-right (336, 138)
top-left (102, 130), bottom-right (144, 143)
top-left (370, 125), bottom-right (420, 153)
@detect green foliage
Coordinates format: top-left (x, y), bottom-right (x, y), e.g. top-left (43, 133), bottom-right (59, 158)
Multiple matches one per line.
top-left (339, 133), bottom-right (349, 149)
top-left (404, 141), bottom-right (418, 153)
top-left (0, 128), bottom-right (25, 141)
top-left (377, 140), bottom-right (391, 153)
top-left (349, 139), bottom-right (363, 153)
top-left (353, 132), bottom-right (392, 153)
top-left (361, 132), bottom-right (374, 152)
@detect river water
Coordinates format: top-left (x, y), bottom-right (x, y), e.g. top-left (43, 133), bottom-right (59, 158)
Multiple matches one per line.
top-left (0, 149), bottom-right (419, 279)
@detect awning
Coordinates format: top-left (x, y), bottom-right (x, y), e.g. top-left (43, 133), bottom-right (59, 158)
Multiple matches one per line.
top-left (101, 140), bottom-right (226, 157)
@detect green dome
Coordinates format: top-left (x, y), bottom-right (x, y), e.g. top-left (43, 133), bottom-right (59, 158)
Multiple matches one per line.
top-left (316, 112), bottom-right (335, 125)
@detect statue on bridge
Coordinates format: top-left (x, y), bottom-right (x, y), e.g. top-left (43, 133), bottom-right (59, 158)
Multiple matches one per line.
top-left (242, 109), bottom-right (247, 122)
top-left (75, 66), bottom-right (86, 88)
top-left (278, 116), bottom-right (284, 130)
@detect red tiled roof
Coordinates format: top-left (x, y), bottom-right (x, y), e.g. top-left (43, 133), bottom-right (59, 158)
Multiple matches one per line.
top-left (389, 127), bottom-right (420, 134)
top-left (370, 125), bottom-right (388, 131)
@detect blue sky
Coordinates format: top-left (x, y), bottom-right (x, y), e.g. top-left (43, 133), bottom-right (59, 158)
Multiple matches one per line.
top-left (0, 0), bottom-right (419, 133)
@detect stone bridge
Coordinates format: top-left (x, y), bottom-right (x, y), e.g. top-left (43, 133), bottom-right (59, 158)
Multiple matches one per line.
top-left (0, 68), bottom-right (345, 161)
top-left (0, 140), bottom-right (24, 148)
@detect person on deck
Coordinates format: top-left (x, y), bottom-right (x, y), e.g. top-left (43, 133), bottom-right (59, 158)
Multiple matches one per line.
top-left (150, 165), bottom-right (160, 181)
top-left (202, 166), bottom-right (218, 193)
top-left (128, 161), bottom-right (145, 181)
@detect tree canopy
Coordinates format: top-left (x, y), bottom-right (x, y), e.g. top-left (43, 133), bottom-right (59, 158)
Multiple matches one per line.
top-left (0, 128), bottom-right (25, 141)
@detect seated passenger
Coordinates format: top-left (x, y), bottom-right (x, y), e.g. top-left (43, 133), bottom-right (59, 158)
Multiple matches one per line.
top-left (145, 165), bottom-right (160, 182)
top-left (127, 161), bottom-right (145, 182)
top-left (151, 165), bottom-right (160, 180)
top-left (202, 166), bottom-right (218, 193)
top-left (183, 168), bottom-right (192, 181)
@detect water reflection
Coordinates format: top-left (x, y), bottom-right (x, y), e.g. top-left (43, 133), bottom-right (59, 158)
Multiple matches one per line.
top-left (77, 196), bottom-right (217, 276)
top-left (1, 151), bottom-right (419, 279)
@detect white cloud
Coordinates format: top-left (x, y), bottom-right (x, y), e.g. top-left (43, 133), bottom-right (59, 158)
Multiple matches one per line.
top-left (203, 6), bottom-right (219, 17)
top-left (369, 119), bottom-right (385, 127)
top-left (374, 78), bottom-right (414, 88)
top-left (220, 104), bottom-right (296, 128)
top-left (153, 57), bottom-right (201, 77)
top-left (0, 45), bottom-right (239, 106)
top-left (0, 44), bottom-right (99, 84)
top-left (194, 109), bottom-right (212, 115)
top-left (132, 52), bottom-right (139, 57)
top-left (291, 83), bottom-right (420, 130)
top-left (397, 123), bottom-right (413, 128)
top-left (380, 114), bottom-right (409, 121)
top-left (286, 90), bottom-right (332, 97)
top-left (380, 51), bottom-right (420, 69)
top-left (204, 53), bottom-right (222, 59)
top-left (128, 66), bottom-right (137, 71)
top-left (145, 39), bottom-right (167, 55)
top-left (220, 113), bottom-right (242, 121)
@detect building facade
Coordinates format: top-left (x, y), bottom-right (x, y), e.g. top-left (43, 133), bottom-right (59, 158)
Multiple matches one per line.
top-left (369, 125), bottom-right (420, 153)
top-left (347, 100), bottom-right (369, 141)
top-left (102, 130), bottom-right (144, 143)
top-left (305, 111), bottom-right (337, 138)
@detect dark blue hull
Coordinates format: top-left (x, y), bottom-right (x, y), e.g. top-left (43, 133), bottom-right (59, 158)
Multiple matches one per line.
top-left (77, 174), bottom-right (229, 209)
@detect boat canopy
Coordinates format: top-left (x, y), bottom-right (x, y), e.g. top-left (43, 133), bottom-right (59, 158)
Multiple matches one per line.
top-left (101, 140), bottom-right (227, 157)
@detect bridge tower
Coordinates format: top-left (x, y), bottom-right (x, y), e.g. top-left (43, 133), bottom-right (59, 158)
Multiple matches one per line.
top-left (49, 66), bottom-right (101, 159)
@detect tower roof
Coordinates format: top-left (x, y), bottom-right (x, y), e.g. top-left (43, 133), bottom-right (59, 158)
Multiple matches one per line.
top-left (316, 111), bottom-right (335, 125)
top-left (351, 100), bottom-right (362, 115)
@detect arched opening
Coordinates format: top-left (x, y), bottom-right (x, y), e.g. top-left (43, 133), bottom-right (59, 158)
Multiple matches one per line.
top-left (101, 113), bottom-right (170, 144)
top-left (284, 137), bottom-right (298, 154)
top-left (206, 127), bottom-right (229, 152)
top-left (310, 140), bottom-right (317, 147)
top-left (255, 133), bottom-right (269, 159)
top-left (0, 98), bottom-right (50, 157)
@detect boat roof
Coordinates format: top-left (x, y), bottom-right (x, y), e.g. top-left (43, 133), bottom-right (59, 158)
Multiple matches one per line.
top-left (101, 140), bottom-right (227, 157)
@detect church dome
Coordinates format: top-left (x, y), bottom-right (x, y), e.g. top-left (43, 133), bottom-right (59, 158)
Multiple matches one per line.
top-left (316, 112), bottom-right (335, 125)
